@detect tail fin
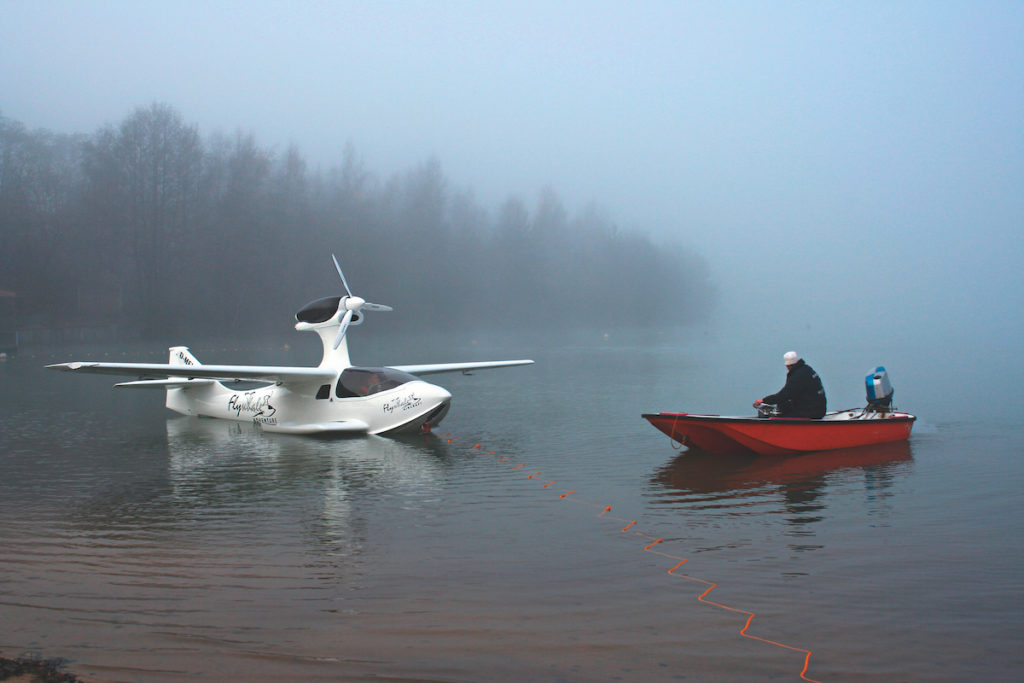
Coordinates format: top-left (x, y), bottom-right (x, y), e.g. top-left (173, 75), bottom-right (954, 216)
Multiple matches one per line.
top-left (169, 346), bottom-right (201, 366)
top-left (165, 347), bottom-right (213, 412)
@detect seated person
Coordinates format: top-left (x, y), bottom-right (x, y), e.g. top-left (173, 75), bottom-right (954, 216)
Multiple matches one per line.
top-left (361, 372), bottom-right (383, 395)
top-left (754, 351), bottom-right (827, 418)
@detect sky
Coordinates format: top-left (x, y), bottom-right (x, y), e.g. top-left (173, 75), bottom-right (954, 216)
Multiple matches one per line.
top-left (2, 0), bottom-right (1022, 395)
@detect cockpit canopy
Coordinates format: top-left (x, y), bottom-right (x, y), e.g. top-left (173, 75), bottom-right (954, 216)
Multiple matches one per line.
top-left (335, 367), bottom-right (421, 398)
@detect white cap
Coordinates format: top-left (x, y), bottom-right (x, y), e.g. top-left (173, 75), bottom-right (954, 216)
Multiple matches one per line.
top-left (784, 351), bottom-right (800, 365)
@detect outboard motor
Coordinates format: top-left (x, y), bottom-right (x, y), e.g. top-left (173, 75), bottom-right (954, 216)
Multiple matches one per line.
top-left (865, 366), bottom-right (894, 412)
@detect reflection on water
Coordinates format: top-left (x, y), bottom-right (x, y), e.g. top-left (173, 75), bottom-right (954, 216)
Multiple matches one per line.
top-left (160, 417), bottom-right (453, 570)
top-left (70, 416), bottom-right (457, 565)
top-left (651, 441), bottom-right (913, 496)
top-left (0, 405), bottom-right (472, 680)
top-left (4, 342), bottom-right (1022, 681)
top-left (647, 441), bottom-right (914, 552)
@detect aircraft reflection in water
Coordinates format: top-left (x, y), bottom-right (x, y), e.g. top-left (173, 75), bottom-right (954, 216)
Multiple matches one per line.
top-left (648, 441), bottom-right (914, 547)
top-left (164, 416), bottom-right (453, 563)
top-left (48, 256), bottom-right (533, 435)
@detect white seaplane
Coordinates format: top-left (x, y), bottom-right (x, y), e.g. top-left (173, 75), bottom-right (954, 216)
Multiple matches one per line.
top-left (47, 256), bottom-right (533, 435)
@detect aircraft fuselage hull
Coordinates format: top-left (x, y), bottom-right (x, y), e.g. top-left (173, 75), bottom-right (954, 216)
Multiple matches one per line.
top-left (165, 379), bottom-right (451, 435)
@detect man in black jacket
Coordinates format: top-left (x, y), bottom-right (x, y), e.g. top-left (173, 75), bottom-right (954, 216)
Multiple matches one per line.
top-left (754, 351), bottom-right (827, 418)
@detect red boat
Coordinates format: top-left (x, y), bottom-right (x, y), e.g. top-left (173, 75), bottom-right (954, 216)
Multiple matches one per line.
top-left (645, 366), bottom-right (916, 455)
top-left (642, 409), bottom-right (916, 456)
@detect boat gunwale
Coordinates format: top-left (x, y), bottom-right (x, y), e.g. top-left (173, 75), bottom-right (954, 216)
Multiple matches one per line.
top-left (641, 410), bottom-right (917, 426)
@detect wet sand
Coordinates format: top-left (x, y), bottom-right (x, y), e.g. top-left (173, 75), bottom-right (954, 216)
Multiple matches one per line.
top-left (0, 657), bottom-right (82, 683)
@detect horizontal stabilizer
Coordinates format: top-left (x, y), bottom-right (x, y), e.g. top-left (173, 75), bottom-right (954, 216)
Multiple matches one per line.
top-left (115, 378), bottom-right (219, 389)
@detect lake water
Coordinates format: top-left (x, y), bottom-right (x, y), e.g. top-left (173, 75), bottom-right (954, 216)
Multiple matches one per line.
top-left (1, 330), bottom-right (1021, 681)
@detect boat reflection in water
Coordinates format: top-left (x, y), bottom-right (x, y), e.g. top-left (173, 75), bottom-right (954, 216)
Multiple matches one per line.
top-left (647, 441), bottom-right (914, 552)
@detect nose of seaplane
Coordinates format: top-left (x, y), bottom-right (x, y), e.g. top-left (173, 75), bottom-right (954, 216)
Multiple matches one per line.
top-left (420, 382), bottom-right (452, 429)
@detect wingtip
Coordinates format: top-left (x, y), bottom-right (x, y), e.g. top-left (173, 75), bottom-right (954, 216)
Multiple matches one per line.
top-left (46, 362), bottom-right (82, 371)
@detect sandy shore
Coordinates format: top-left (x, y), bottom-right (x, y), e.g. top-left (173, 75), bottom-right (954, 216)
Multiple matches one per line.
top-left (0, 657), bottom-right (83, 683)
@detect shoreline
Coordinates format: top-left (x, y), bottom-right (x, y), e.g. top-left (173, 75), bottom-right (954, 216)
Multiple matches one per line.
top-left (0, 657), bottom-right (83, 683)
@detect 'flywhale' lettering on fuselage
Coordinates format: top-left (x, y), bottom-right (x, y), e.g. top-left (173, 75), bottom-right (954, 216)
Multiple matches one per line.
top-left (228, 391), bottom-right (277, 425)
top-left (382, 392), bottom-right (422, 414)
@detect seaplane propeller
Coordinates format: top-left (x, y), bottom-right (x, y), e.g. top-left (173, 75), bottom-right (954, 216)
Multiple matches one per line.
top-left (331, 254), bottom-right (392, 349)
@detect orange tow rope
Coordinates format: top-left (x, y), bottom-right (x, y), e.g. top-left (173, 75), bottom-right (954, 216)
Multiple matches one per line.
top-left (441, 435), bottom-right (822, 682)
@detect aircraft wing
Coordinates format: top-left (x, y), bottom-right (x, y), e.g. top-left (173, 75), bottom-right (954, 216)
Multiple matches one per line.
top-left (47, 361), bottom-right (336, 385)
top-left (389, 359), bottom-right (534, 376)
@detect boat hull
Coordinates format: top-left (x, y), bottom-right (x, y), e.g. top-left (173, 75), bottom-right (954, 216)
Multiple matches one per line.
top-left (642, 410), bottom-right (916, 455)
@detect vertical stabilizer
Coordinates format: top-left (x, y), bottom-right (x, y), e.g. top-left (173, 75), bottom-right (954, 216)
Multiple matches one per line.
top-left (169, 346), bottom-right (201, 366)
top-left (165, 346), bottom-right (218, 415)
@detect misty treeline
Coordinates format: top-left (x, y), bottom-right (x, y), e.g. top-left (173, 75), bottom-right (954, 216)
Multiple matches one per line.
top-left (0, 103), bottom-right (713, 341)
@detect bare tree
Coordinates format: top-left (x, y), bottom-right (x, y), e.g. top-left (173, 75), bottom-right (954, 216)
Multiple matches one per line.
top-left (3, 104), bottom-right (716, 342)
top-left (0, 116), bottom-right (84, 318)
top-left (82, 103), bottom-right (204, 336)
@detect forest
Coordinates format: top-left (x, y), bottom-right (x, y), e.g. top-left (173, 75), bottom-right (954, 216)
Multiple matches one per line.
top-left (0, 103), bottom-right (715, 344)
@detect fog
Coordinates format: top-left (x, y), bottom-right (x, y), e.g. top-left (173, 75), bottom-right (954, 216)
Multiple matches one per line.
top-left (2, 2), bottom-right (1022, 413)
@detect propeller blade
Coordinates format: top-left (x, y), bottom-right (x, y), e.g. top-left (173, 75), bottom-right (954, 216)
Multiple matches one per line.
top-left (332, 253), bottom-right (353, 297)
top-left (333, 309), bottom-right (353, 349)
top-left (327, 256), bottom-right (391, 341)
top-left (362, 302), bottom-right (393, 312)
